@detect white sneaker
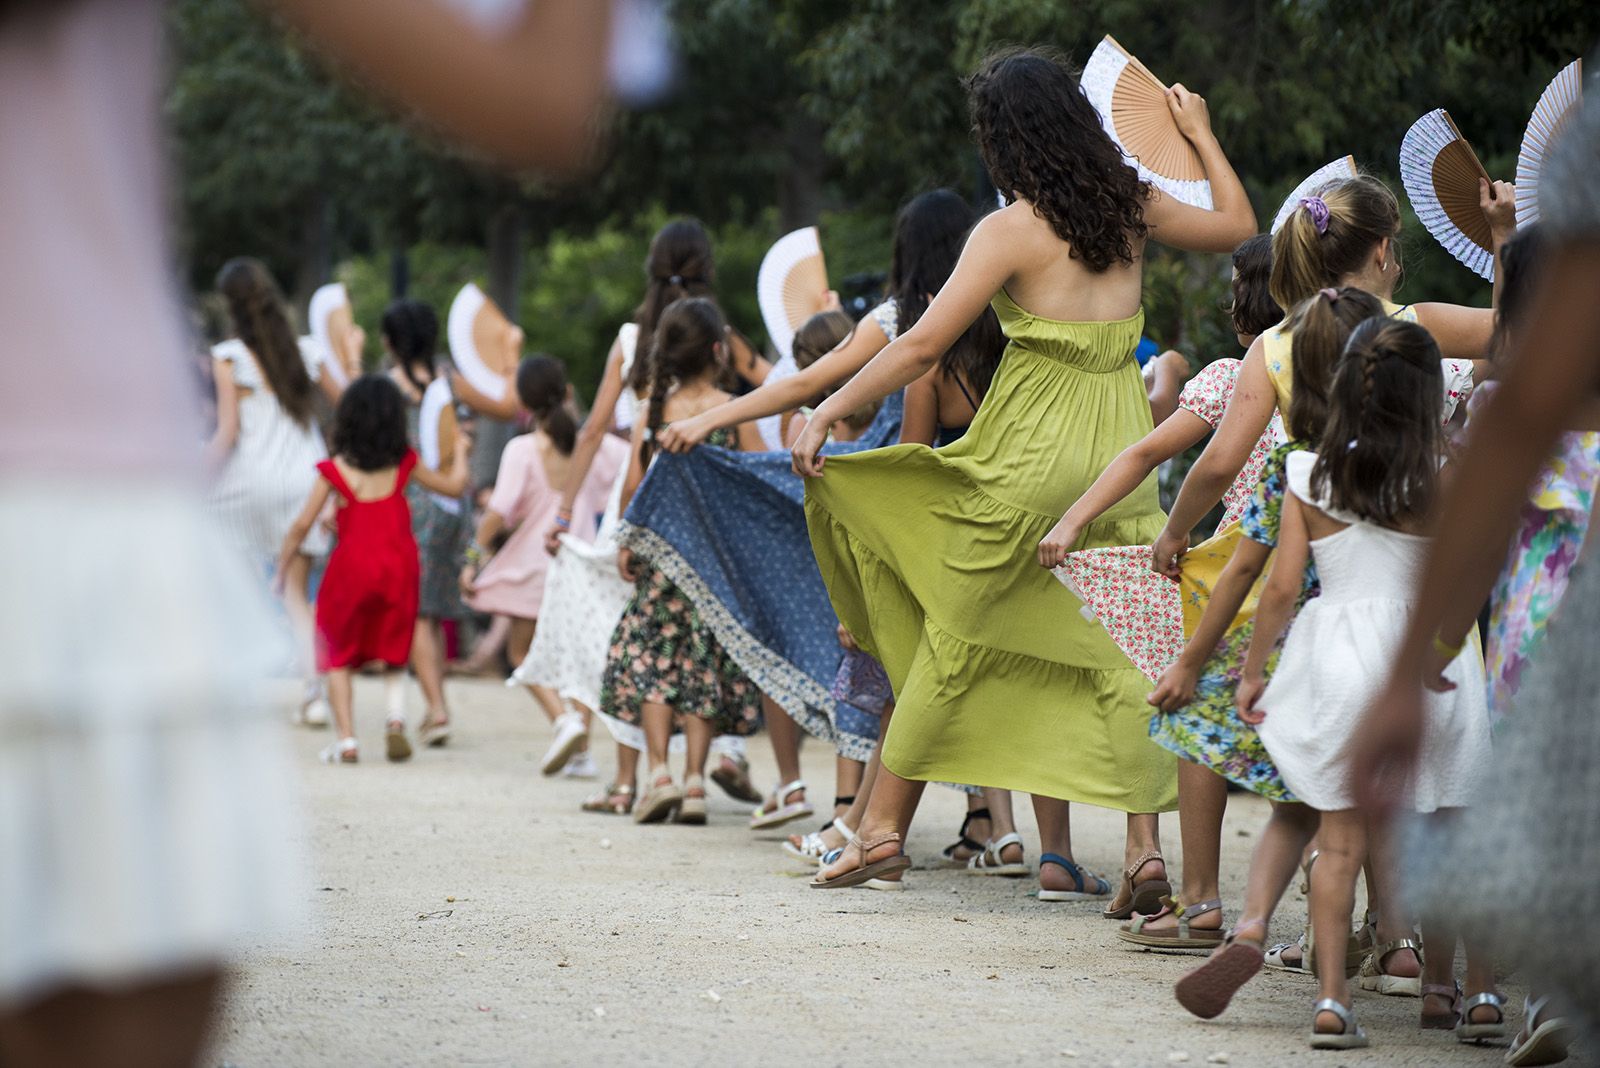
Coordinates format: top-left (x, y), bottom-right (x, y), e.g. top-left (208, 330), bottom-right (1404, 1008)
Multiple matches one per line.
top-left (541, 712), bottom-right (588, 776)
top-left (302, 697), bottom-right (332, 728)
top-left (561, 751), bottom-right (599, 779)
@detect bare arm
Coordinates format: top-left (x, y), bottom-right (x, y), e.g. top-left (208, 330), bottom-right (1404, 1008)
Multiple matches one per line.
top-left (1152, 341), bottom-right (1276, 572)
top-left (1148, 538), bottom-right (1271, 711)
top-left (272, 478), bottom-right (333, 593)
top-left (1037, 410), bottom-right (1210, 568)
top-left (899, 368), bottom-right (941, 446)
top-left (1236, 494), bottom-right (1312, 723)
top-left (1145, 350), bottom-right (1191, 425)
top-left (1141, 86), bottom-right (1257, 254)
top-left (205, 357), bottom-right (241, 468)
top-left (450, 369), bottom-right (523, 422)
top-left (267, 0), bottom-right (612, 174)
top-left (316, 364), bottom-right (344, 407)
top-left (614, 420), bottom-right (650, 582)
top-left (658, 321), bottom-right (889, 452)
top-left (413, 427), bottom-right (471, 497)
top-left (547, 340), bottom-right (626, 551)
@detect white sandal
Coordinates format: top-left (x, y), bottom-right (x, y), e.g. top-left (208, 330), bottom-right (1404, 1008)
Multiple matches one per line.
top-left (782, 818), bottom-right (853, 866)
top-left (320, 737), bottom-right (359, 764)
top-left (963, 831), bottom-right (1029, 877)
top-left (749, 779), bottom-right (813, 830)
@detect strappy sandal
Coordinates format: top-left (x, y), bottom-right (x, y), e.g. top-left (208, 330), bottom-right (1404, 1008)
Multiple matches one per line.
top-left (1102, 851), bottom-right (1171, 919)
top-left (385, 718), bottom-right (413, 762)
top-left (1308, 997), bottom-right (1368, 1050)
top-left (710, 754), bottom-right (762, 804)
top-left (1174, 926), bottom-right (1265, 1020)
top-left (1357, 937), bottom-right (1424, 997)
top-left (810, 832), bottom-right (911, 890)
top-left (964, 832), bottom-right (1029, 877)
top-left (938, 806), bottom-right (991, 867)
top-left (749, 779), bottom-right (812, 830)
top-left (1456, 991), bottom-right (1509, 1045)
top-left (1118, 897), bottom-right (1226, 952)
top-left (676, 774), bottom-right (708, 825)
top-left (1421, 981), bottom-right (1462, 1030)
top-left (419, 716), bottom-right (452, 749)
top-left (1034, 853), bottom-right (1110, 901)
top-left (1264, 935), bottom-right (1312, 975)
top-left (633, 770), bottom-right (683, 824)
top-left (1506, 995), bottom-right (1572, 1066)
top-left (320, 737), bottom-right (359, 764)
top-left (581, 782), bottom-right (634, 815)
top-left (783, 818), bottom-right (853, 866)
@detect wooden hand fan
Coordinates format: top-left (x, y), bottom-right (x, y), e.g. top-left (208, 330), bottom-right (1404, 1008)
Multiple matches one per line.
top-left (1080, 35), bottom-right (1213, 209)
top-left (1516, 59), bottom-right (1584, 227)
top-left (1400, 109), bottom-right (1495, 281)
top-left (756, 227), bottom-right (829, 362)
top-left (308, 282), bottom-right (361, 388)
top-left (447, 282), bottom-right (515, 402)
top-left (1272, 156), bottom-right (1358, 234)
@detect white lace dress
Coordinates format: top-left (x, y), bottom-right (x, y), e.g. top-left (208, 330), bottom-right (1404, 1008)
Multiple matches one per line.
top-left (1256, 452), bottom-right (1491, 812)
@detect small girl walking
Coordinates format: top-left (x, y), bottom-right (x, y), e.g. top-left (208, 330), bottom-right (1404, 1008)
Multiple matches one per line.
top-left (1176, 318), bottom-right (1494, 1050)
top-left (276, 374), bottom-right (469, 764)
top-left (600, 297), bottom-right (766, 824)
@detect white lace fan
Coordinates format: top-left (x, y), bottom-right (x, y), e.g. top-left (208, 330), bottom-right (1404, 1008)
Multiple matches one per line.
top-left (1400, 109), bottom-right (1495, 281)
top-left (308, 282), bottom-right (357, 388)
top-left (1272, 156), bottom-right (1358, 234)
top-left (1079, 35), bottom-right (1212, 209)
top-left (1516, 59), bottom-right (1584, 227)
top-left (757, 227), bottom-right (829, 362)
top-left (447, 282), bottom-right (512, 402)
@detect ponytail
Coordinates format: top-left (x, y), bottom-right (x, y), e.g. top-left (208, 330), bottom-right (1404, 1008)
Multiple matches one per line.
top-left (514, 355), bottom-right (577, 456)
top-left (641, 297), bottom-right (726, 467)
top-left (1281, 286), bottom-right (1384, 442)
top-left (1269, 176), bottom-right (1401, 310)
top-left (628, 219), bottom-right (717, 394)
top-left (217, 257), bottom-right (315, 425)
top-left (382, 299), bottom-right (440, 393)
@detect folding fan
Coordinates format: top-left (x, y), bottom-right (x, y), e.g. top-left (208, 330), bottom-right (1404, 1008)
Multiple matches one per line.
top-left (447, 282), bottom-right (514, 402)
top-left (1400, 109), bottom-right (1495, 281)
top-left (308, 282), bottom-right (361, 388)
top-left (1272, 156), bottom-right (1358, 234)
top-left (1516, 59), bottom-right (1584, 227)
top-left (1080, 35), bottom-right (1213, 210)
top-left (756, 227), bottom-right (829, 362)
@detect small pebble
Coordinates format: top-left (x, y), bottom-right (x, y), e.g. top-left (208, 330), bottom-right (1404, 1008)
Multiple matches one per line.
top-left (599, 839), bottom-right (613, 850)
top-left (476, 1005), bottom-right (491, 1013)
top-left (736, 934), bottom-right (750, 942)
top-left (557, 961), bottom-right (570, 968)
top-left (1059, 1052), bottom-right (1079, 1060)
top-left (1206, 1056), bottom-right (1230, 1065)
top-left (593, 1006), bottom-right (606, 1018)
top-left (1168, 1053), bottom-right (1189, 1064)
top-left (446, 896), bottom-right (456, 903)
top-left (703, 989), bottom-right (722, 1004)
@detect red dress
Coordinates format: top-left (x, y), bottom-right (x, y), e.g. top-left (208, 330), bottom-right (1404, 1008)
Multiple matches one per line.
top-left (314, 451), bottom-right (421, 671)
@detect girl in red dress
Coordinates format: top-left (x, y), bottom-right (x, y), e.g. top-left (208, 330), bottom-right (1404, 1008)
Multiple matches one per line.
top-left (276, 375), bottom-right (469, 764)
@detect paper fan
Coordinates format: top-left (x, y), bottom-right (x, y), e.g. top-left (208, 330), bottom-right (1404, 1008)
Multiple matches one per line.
top-left (1079, 35), bottom-right (1212, 210)
top-left (447, 282), bottom-right (514, 402)
top-left (1054, 546), bottom-right (1184, 683)
top-left (757, 227), bottom-right (829, 361)
top-left (1272, 156), bottom-right (1358, 234)
top-left (1400, 109), bottom-right (1494, 281)
top-left (1517, 59), bottom-right (1584, 227)
top-left (308, 282), bottom-right (360, 388)
top-left (417, 376), bottom-right (453, 472)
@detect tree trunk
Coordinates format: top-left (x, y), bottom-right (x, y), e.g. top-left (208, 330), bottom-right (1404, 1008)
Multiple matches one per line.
top-left (474, 201), bottom-right (529, 487)
top-left (389, 246), bottom-right (410, 300)
top-left (294, 189), bottom-right (334, 319)
top-left (777, 115), bottom-right (826, 232)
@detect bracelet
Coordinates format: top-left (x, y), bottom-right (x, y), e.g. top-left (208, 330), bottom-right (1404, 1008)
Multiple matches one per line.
top-left (1430, 630), bottom-right (1466, 660)
top-left (553, 514), bottom-right (572, 531)
top-left (465, 543), bottom-right (489, 567)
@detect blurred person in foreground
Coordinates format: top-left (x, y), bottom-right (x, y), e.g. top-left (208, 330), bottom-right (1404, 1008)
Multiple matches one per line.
top-left (0, 1), bottom-right (653, 1065)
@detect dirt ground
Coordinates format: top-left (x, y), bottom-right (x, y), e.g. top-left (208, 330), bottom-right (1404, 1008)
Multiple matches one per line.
top-left (214, 676), bottom-right (1570, 1068)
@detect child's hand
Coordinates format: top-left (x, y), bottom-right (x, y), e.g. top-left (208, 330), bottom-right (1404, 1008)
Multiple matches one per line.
top-left (791, 419), bottom-right (828, 477)
top-left (458, 563), bottom-right (478, 598)
top-left (1147, 660), bottom-right (1199, 713)
top-left (617, 547), bottom-right (641, 582)
top-left (658, 414), bottom-right (709, 454)
top-left (1036, 516), bottom-right (1082, 569)
top-left (1236, 674), bottom-right (1267, 725)
top-left (1480, 178), bottom-right (1517, 244)
top-left (543, 524), bottom-right (565, 556)
top-left (1150, 529), bottom-right (1188, 578)
top-left (1421, 643), bottom-right (1459, 694)
top-left (836, 623), bottom-right (858, 652)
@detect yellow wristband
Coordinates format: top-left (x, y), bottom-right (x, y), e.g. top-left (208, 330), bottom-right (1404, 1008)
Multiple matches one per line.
top-left (1431, 631), bottom-right (1465, 660)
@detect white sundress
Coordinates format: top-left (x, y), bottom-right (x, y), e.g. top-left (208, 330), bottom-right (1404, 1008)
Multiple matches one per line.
top-left (1255, 451), bottom-right (1491, 812)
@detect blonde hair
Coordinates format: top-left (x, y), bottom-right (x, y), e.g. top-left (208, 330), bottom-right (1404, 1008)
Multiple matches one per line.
top-left (1269, 176), bottom-right (1401, 310)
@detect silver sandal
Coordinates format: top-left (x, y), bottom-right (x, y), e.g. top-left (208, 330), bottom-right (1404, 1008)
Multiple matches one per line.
top-left (1308, 998), bottom-right (1369, 1051)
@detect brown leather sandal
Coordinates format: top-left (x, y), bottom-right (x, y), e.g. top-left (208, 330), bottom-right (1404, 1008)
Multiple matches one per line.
top-left (810, 832), bottom-right (911, 890)
top-left (1102, 850), bottom-right (1171, 919)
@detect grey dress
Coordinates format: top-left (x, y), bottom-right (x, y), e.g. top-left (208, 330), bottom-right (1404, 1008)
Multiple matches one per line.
top-left (406, 383), bottom-right (469, 620)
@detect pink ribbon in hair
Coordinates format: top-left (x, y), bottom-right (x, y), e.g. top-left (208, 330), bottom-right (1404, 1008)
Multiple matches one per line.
top-left (1299, 196), bottom-right (1332, 235)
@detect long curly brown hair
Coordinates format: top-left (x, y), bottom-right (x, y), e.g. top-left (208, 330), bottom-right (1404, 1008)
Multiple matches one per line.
top-left (968, 47), bottom-right (1149, 273)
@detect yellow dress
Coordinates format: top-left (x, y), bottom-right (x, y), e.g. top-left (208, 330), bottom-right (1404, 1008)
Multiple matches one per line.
top-left (804, 291), bottom-right (1177, 812)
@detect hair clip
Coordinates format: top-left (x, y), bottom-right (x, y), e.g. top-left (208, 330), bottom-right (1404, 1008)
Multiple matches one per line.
top-left (1298, 196), bottom-right (1332, 236)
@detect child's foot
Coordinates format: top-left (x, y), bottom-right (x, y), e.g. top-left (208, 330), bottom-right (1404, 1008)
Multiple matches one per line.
top-left (580, 782), bottom-right (635, 815)
top-left (784, 818), bottom-right (852, 866)
top-left (1103, 851), bottom-right (1170, 919)
top-left (709, 754), bottom-right (761, 803)
top-left (541, 711), bottom-right (588, 775)
top-left (1421, 982), bottom-right (1462, 1030)
top-left (1174, 919), bottom-right (1266, 1019)
top-left (385, 718), bottom-right (413, 762)
top-left (561, 751), bottom-right (599, 779)
top-left (811, 830), bottom-right (910, 889)
top-left (939, 806), bottom-right (992, 866)
top-left (1309, 998), bottom-right (1369, 1050)
top-left (633, 769), bottom-right (683, 824)
top-left (1357, 938), bottom-right (1423, 997)
top-left (964, 832), bottom-right (1028, 877)
top-left (1035, 853), bottom-right (1111, 901)
top-left (749, 780), bottom-right (811, 830)
top-left (1455, 991), bottom-right (1509, 1044)
top-left (676, 775), bottom-right (708, 825)
top-left (320, 737), bottom-right (359, 764)
top-left (419, 711), bottom-right (451, 748)
top-left (1506, 996), bottom-right (1572, 1066)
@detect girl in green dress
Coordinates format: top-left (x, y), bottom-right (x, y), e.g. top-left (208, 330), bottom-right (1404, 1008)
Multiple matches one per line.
top-left (792, 46), bottom-right (1257, 898)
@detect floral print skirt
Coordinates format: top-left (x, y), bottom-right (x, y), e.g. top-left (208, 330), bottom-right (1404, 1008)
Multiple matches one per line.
top-left (599, 562), bottom-right (762, 737)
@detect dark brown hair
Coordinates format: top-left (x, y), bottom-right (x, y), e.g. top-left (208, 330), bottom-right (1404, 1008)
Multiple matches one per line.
top-left (1490, 224), bottom-right (1545, 362)
top-left (1311, 318), bottom-right (1443, 526)
top-left (515, 355), bottom-right (577, 456)
top-left (382, 299), bottom-right (440, 394)
top-left (1270, 176), bottom-right (1402, 310)
top-left (627, 219), bottom-right (716, 393)
top-left (332, 374), bottom-right (409, 472)
top-left (792, 310), bottom-right (855, 370)
top-left (968, 47), bottom-right (1149, 273)
top-left (1282, 287), bottom-right (1385, 442)
top-left (1229, 234), bottom-right (1283, 338)
top-left (217, 258), bottom-right (315, 426)
top-left (641, 298), bottom-right (727, 466)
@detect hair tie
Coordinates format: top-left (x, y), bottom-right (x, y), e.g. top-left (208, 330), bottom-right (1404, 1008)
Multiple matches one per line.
top-left (1319, 287), bottom-right (1339, 302)
top-left (668, 275), bottom-right (685, 287)
top-left (1299, 196), bottom-right (1332, 236)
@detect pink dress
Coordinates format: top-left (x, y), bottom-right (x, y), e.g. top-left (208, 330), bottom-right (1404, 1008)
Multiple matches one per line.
top-left (468, 433), bottom-right (625, 618)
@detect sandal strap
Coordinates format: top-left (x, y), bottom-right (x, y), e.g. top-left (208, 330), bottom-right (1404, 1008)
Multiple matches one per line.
top-left (833, 795), bottom-right (856, 808)
top-left (1461, 992), bottom-right (1506, 1019)
top-left (1173, 897), bottom-right (1223, 919)
top-left (1038, 853), bottom-right (1108, 894)
top-left (774, 779), bottom-right (806, 803)
top-left (1312, 998), bottom-right (1359, 1034)
top-left (857, 831), bottom-right (902, 851)
top-left (1371, 937), bottom-right (1424, 969)
top-left (957, 807), bottom-right (992, 837)
top-left (1421, 982), bottom-right (1460, 999)
top-left (1123, 850), bottom-right (1163, 880)
top-left (834, 817), bottom-right (855, 841)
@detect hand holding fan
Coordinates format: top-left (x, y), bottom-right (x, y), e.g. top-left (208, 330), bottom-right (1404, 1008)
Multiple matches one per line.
top-left (1516, 59), bottom-right (1584, 227)
top-left (1400, 109), bottom-right (1495, 280)
top-left (1080, 35), bottom-right (1213, 210)
top-left (1272, 156), bottom-right (1358, 234)
top-left (756, 227), bottom-right (829, 362)
top-left (447, 282), bottom-right (520, 404)
top-left (308, 283), bottom-right (363, 388)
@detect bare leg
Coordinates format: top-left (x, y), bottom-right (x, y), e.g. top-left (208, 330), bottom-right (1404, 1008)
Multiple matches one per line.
top-left (1365, 816), bottom-right (1421, 980)
top-left (0, 967), bottom-right (224, 1068)
top-left (1033, 795), bottom-right (1076, 892)
top-left (1140, 761), bottom-right (1227, 933)
top-left (326, 668), bottom-right (355, 741)
top-left (615, 741), bottom-right (639, 787)
top-left (764, 696), bottom-right (803, 788)
top-left (410, 616), bottom-right (451, 728)
top-left (817, 760), bottom-right (925, 881)
top-left (640, 700), bottom-right (674, 778)
top-left (281, 552), bottom-right (316, 679)
top-left (1236, 801), bottom-right (1320, 936)
top-left (683, 716), bottom-right (713, 780)
top-left (506, 617), bottom-right (536, 674)
top-left (1310, 810), bottom-right (1366, 1035)
top-left (833, 755), bottom-right (864, 814)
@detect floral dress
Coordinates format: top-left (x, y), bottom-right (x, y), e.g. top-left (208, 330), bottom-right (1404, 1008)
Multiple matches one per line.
top-left (599, 427), bottom-right (763, 736)
top-left (1473, 385), bottom-right (1600, 723)
top-left (1147, 441), bottom-right (1316, 800)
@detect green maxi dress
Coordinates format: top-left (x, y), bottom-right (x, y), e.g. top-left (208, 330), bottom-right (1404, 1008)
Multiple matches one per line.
top-left (804, 290), bottom-right (1178, 812)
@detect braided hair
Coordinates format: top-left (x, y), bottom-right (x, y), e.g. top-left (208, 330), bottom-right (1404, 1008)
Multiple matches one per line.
top-left (216, 258), bottom-right (315, 426)
top-left (640, 297), bottom-right (726, 466)
top-left (381, 299), bottom-right (440, 394)
top-left (1311, 317), bottom-right (1443, 527)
